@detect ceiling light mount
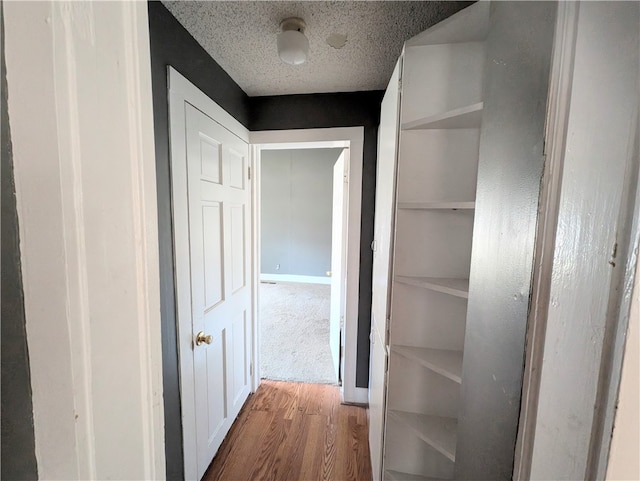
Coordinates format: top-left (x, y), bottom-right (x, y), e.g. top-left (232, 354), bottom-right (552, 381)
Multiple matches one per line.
top-left (280, 17), bottom-right (306, 33)
top-left (277, 17), bottom-right (309, 66)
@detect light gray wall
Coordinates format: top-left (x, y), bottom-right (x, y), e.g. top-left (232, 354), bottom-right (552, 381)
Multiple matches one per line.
top-left (261, 148), bottom-right (343, 278)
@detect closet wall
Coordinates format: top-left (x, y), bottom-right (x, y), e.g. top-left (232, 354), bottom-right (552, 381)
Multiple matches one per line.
top-left (456, 4), bottom-right (556, 478)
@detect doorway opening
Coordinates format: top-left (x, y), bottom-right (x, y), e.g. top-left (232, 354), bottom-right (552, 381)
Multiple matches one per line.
top-left (250, 127), bottom-right (365, 403)
top-left (259, 147), bottom-right (345, 386)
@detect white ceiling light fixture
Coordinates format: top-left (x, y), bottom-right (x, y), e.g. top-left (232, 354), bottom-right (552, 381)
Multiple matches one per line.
top-left (277, 17), bottom-right (309, 66)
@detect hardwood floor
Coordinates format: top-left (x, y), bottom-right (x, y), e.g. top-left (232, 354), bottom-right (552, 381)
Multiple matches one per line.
top-left (203, 380), bottom-right (373, 481)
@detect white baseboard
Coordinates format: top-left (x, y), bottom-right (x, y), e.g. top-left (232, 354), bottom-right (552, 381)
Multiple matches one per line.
top-left (343, 386), bottom-right (369, 405)
top-left (260, 273), bottom-right (331, 285)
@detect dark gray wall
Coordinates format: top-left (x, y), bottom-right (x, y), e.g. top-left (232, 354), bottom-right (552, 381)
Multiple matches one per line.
top-left (1, 5), bottom-right (39, 480)
top-left (261, 148), bottom-right (343, 277)
top-left (148, 1), bottom-right (469, 476)
top-left (147, 2), bottom-right (251, 478)
top-left (148, 3), bottom-right (382, 477)
top-left (251, 93), bottom-right (383, 387)
top-left (454, 2), bottom-right (556, 479)
top-left (247, 0), bottom-right (472, 392)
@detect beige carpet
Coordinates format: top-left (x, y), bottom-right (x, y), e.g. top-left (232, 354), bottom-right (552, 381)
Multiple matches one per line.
top-left (259, 281), bottom-right (337, 384)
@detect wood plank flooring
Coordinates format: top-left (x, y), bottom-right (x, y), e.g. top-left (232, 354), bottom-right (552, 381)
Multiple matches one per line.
top-left (203, 380), bottom-right (373, 481)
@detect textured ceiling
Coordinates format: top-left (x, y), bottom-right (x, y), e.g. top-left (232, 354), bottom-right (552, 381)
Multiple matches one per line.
top-left (161, 1), bottom-right (471, 97)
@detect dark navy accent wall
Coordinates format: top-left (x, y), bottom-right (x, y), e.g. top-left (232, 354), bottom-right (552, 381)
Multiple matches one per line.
top-left (251, 92), bottom-right (384, 387)
top-left (1, 5), bottom-right (39, 479)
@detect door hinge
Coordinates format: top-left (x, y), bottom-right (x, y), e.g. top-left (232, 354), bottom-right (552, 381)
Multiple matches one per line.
top-left (248, 166), bottom-right (251, 180)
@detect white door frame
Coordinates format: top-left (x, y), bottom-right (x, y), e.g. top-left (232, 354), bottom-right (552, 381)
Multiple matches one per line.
top-left (168, 67), bottom-right (254, 481)
top-left (514, 2), bottom-right (640, 478)
top-left (250, 128), bottom-right (368, 404)
top-left (4, 2), bottom-right (165, 479)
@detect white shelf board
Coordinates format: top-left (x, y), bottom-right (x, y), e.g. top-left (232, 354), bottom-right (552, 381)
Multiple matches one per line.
top-left (395, 276), bottom-right (469, 299)
top-left (391, 345), bottom-right (463, 384)
top-left (398, 201), bottom-right (475, 211)
top-left (386, 469), bottom-right (447, 481)
top-left (388, 410), bottom-right (457, 462)
top-left (402, 102), bottom-right (483, 131)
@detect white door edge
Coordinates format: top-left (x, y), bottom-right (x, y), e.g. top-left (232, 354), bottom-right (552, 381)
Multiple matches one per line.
top-left (168, 67), bottom-right (254, 481)
top-left (251, 127), bottom-right (364, 404)
top-left (250, 145), bottom-right (262, 394)
top-left (330, 150), bottom-right (348, 383)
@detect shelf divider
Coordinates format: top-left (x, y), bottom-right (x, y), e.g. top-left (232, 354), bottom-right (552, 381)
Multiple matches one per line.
top-left (395, 276), bottom-right (469, 298)
top-left (391, 345), bottom-right (463, 384)
top-left (401, 102), bottom-right (483, 130)
top-left (388, 410), bottom-right (457, 462)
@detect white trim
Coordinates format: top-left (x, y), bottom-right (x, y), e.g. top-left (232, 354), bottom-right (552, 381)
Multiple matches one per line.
top-left (525, 2), bottom-right (640, 478)
top-left (170, 68), bottom-right (248, 142)
top-left (513, 2), bottom-right (579, 478)
top-left (123, 4), bottom-right (167, 477)
top-left (260, 274), bottom-right (332, 285)
top-left (258, 140), bottom-right (350, 150)
top-left (252, 127), bottom-right (364, 404)
top-left (168, 67), bottom-right (254, 481)
top-left (348, 387), bottom-right (370, 405)
top-left (593, 97), bottom-right (640, 481)
top-left (250, 145), bottom-right (262, 393)
top-left (250, 127), bottom-right (364, 145)
top-left (5, 2), bottom-right (165, 479)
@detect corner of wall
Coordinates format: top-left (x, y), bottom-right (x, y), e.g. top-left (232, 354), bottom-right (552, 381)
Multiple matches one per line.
top-left (1, 4), bottom-right (39, 478)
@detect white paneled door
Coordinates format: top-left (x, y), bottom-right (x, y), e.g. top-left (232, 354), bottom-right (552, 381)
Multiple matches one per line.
top-left (185, 103), bottom-right (252, 478)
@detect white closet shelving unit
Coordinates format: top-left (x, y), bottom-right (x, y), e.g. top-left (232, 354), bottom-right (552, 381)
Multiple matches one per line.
top-left (380, 3), bottom-right (490, 480)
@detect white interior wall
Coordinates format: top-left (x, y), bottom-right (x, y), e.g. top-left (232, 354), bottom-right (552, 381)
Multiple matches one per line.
top-left (606, 260), bottom-right (640, 480)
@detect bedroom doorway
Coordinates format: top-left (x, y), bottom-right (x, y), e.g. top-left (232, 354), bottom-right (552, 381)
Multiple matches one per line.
top-left (259, 147), bottom-right (345, 385)
top-left (250, 127), bottom-right (365, 403)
